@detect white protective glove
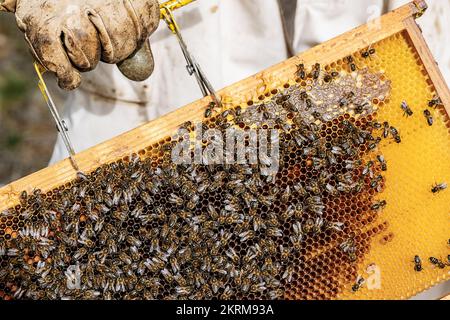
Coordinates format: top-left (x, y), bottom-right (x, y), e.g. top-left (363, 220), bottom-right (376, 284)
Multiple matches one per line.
top-left (0, 0), bottom-right (160, 90)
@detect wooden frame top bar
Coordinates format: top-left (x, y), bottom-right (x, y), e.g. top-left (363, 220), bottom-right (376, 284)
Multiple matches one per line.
top-left (0, 1), bottom-right (444, 212)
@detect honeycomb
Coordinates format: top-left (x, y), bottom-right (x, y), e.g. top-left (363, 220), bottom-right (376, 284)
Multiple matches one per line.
top-left (0, 30), bottom-right (449, 300)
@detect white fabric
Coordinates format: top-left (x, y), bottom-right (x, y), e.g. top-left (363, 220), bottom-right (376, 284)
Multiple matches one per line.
top-left (50, 0), bottom-right (450, 163)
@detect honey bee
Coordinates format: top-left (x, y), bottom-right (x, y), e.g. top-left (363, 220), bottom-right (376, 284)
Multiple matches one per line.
top-left (344, 159), bottom-right (361, 170)
top-left (118, 252), bottom-right (132, 265)
top-left (431, 183), bottom-right (447, 193)
top-left (342, 120), bottom-right (356, 133)
top-left (234, 105), bottom-right (242, 117)
top-left (323, 71), bottom-right (339, 83)
top-left (428, 95), bottom-right (442, 108)
top-left (324, 183), bottom-right (338, 196)
top-left (279, 245), bottom-right (291, 262)
top-left (296, 63), bottom-right (307, 80)
top-left (311, 216), bottom-right (324, 235)
top-left (252, 216), bottom-right (266, 232)
top-left (107, 238), bottom-right (118, 254)
top-left (423, 110), bottom-right (433, 126)
top-left (345, 55), bottom-right (357, 72)
top-left (377, 155), bottom-right (387, 171)
top-left (339, 91), bottom-right (355, 107)
top-left (203, 105), bottom-right (211, 118)
top-left (352, 275), bottom-right (365, 292)
top-left (20, 190), bottom-right (28, 205)
top-left (370, 174), bottom-right (383, 189)
top-left (258, 103), bottom-right (270, 120)
top-left (413, 255), bottom-right (423, 272)
top-left (390, 126), bottom-right (401, 143)
top-left (13, 287), bottom-right (26, 300)
top-left (368, 137), bottom-right (382, 151)
top-left (361, 46), bottom-right (376, 59)
top-left (78, 236), bottom-right (95, 249)
top-left (6, 248), bottom-right (19, 257)
top-left (73, 247), bottom-right (87, 261)
top-left (280, 204), bottom-right (296, 221)
top-left (371, 200), bottom-right (387, 210)
top-left (268, 289), bottom-right (283, 300)
top-left (159, 268), bottom-right (173, 283)
top-left (354, 102), bottom-right (369, 114)
top-left (306, 180), bottom-right (321, 195)
top-left (305, 196), bottom-right (325, 216)
top-left (282, 265), bottom-right (294, 283)
top-left (266, 227), bottom-right (283, 237)
top-left (151, 206), bottom-right (166, 221)
top-left (112, 208), bottom-right (128, 222)
top-left (126, 235), bottom-right (142, 247)
top-left (371, 121), bottom-right (382, 129)
top-left (275, 94), bottom-right (291, 105)
top-left (324, 220), bottom-right (345, 232)
top-left (300, 218), bottom-right (314, 235)
top-left (340, 238), bottom-right (357, 262)
top-left (311, 62), bottom-right (321, 80)
top-left (221, 109), bottom-right (231, 120)
top-left (429, 257), bottom-right (446, 269)
top-left (179, 121), bottom-right (193, 132)
top-left (225, 248), bottom-right (240, 264)
top-left (282, 100), bottom-right (297, 112)
top-left (220, 285), bottom-right (234, 300)
top-left (140, 191), bottom-right (152, 205)
top-left (401, 101), bottom-right (414, 117)
top-left (275, 117), bottom-right (292, 132)
top-left (168, 193), bottom-right (184, 206)
top-left (290, 226), bottom-right (304, 249)
top-left (76, 171), bottom-right (89, 182)
top-left (281, 186), bottom-right (291, 203)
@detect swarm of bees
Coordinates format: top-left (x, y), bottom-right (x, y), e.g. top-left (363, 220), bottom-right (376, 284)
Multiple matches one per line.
top-left (0, 54), bottom-right (445, 300)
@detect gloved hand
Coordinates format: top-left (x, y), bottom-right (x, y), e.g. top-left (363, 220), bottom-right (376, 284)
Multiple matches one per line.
top-left (0, 0), bottom-right (160, 90)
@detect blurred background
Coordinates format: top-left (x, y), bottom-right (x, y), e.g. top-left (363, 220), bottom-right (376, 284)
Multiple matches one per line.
top-left (0, 15), bottom-right (67, 186)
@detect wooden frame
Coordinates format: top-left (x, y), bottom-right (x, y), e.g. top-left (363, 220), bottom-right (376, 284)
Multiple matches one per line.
top-left (1, 0), bottom-right (449, 213)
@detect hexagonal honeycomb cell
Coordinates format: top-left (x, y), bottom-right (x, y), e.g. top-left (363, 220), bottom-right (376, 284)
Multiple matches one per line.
top-left (0, 30), bottom-right (449, 300)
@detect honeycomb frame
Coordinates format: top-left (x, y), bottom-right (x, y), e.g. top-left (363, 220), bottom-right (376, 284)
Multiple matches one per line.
top-left (0, 1), bottom-right (449, 300)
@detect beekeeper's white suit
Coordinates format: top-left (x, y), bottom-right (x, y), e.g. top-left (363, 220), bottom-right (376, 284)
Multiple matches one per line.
top-left (49, 0), bottom-right (449, 298)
